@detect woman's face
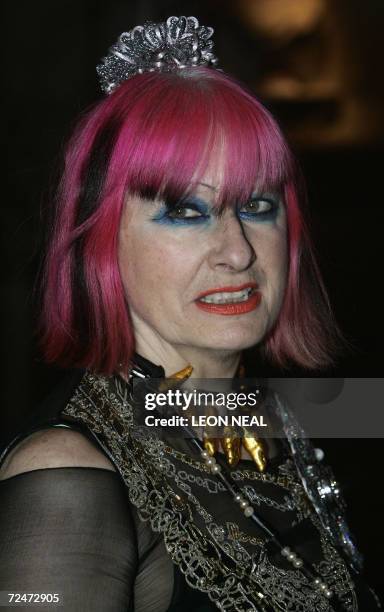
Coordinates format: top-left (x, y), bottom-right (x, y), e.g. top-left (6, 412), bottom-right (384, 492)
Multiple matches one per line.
top-left (118, 172), bottom-right (288, 361)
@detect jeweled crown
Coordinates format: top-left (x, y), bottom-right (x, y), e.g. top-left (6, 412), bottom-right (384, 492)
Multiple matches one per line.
top-left (97, 16), bottom-right (219, 94)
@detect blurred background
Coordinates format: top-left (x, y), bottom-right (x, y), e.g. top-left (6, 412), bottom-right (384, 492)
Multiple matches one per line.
top-left (3, 0), bottom-right (384, 597)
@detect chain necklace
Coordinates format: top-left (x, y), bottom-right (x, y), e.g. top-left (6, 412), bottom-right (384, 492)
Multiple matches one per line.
top-left (128, 353), bottom-right (357, 610)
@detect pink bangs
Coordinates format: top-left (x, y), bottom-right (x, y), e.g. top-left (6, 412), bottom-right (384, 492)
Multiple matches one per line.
top-left (106, 68), bottom-right (292, 207)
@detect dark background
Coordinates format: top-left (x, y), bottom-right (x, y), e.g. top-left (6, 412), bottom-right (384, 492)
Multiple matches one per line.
top-left (3, 0), bottom-right (384, 599)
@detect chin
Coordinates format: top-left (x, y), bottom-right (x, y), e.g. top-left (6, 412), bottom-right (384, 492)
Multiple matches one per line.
top-left (200, 326), bottom-right (267, 352)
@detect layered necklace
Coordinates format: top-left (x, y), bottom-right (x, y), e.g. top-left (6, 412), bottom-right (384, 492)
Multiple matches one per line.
top-left (131, 356), bottom-right (349, 609)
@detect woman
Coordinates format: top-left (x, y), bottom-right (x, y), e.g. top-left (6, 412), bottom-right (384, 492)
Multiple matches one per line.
top-left (0, 16), bottom-right (381, 612)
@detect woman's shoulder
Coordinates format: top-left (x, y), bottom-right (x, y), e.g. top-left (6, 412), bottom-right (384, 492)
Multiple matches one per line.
top-left (0, 427), bottom-right (116, 481)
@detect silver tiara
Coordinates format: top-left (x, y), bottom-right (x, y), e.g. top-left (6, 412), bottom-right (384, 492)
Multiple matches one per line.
top-left (96, 16), bottom-right (219, 94)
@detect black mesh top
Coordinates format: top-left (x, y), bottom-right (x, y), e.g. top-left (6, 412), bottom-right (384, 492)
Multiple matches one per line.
top-left (0, 367), bottom-right (382, 612)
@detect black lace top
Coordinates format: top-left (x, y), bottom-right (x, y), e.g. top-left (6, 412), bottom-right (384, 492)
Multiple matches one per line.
top-left (0, 363), bottom-right (381, 612)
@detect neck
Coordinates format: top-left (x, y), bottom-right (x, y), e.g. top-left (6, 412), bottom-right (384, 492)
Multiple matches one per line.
top-left (133, 335), bottom-right (242, 381)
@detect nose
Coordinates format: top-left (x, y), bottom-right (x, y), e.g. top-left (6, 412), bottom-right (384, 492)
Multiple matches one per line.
top-left (207, 211), bottom-right (256, 272)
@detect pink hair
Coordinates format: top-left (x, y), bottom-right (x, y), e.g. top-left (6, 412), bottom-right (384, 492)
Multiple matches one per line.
top-left (39, 67), bottom-right (343, 374)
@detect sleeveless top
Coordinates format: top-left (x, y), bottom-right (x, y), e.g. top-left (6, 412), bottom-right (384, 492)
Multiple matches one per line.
top-left (0, 358), bottom-right (382, 612)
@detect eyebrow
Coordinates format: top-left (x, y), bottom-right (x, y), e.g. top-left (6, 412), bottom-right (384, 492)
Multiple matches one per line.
top-left (196, 181), bottom-right (218, 192)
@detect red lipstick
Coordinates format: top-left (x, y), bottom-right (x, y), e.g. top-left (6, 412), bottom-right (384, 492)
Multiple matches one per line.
top-left (195, 282), bottom-right (261, 316)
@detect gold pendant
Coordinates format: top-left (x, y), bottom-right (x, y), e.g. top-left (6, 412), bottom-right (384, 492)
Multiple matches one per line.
top-left (160, 363), bottom-right (267, 472)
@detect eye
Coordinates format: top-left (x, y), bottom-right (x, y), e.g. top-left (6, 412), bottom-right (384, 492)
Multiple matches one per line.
top-left (167, 205), bottom-right (204, 219)
top-left (239, 198), bottom-right (275, 215)
top-left (151, 199), bottom-right (210, 226)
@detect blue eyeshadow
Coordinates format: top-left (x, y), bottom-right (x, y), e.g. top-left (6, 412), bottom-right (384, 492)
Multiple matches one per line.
top-left (151, 197), bottom-right (211, 226)
top-left (151, 195), bottom-right (280, 226)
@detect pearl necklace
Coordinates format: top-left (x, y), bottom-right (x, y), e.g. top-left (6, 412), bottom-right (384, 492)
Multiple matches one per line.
top-left (187, 435), bottom-right (335, 602)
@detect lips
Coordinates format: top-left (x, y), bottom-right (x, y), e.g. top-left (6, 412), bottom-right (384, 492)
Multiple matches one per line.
top-left (195, 282), bottom-right (261, 316)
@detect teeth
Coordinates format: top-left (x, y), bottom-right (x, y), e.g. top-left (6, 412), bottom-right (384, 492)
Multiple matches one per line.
top-left (200, 288), bottom-right (253, 304)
